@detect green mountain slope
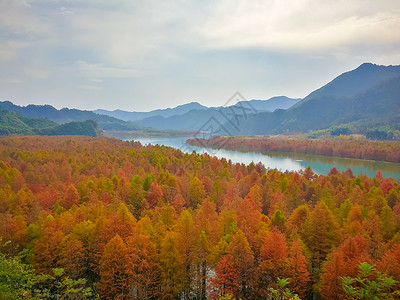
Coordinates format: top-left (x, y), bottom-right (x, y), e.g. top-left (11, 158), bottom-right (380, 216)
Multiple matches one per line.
top-left (280, 63), bottom-right (400, 132)
top-left (299, 62), bottom-right (400, 100)
top-left (220, 63), bottom-right (400, 138)
top-left (0, 101), bottom-right (143, 131)
top-left (0, 111), bottom-right (103, 137)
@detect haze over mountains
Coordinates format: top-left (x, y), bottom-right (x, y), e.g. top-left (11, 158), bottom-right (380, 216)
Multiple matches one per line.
top-left (1, 63), bottom-right (399, 139)
top-left (133, 96), bottom-right (301, 131)
top-left (94, 102), bottom-right (208, 122)
top-left (98, 63), bottom-right (399, 137)
top-left (0, 95), bottom-right (301, 133)
top-left (95, 96), bottom-right (300, 123)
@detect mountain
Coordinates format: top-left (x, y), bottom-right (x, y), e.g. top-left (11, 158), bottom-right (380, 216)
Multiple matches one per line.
top-left (138, 108), bottom-right (219, 131)
top-left (94, 102), bottom-right (208, 122)
top-left (3, 63), bottom-right (397, 138)
top-left (235, 96), bottom-right (301, 112)
top-left (0, 110), bottom-right (103, 136)
top-left (298, 63), bottom-right (400, 101)
top-left (278, 73), bottom-right (400, 132)
top-left (0, 101), bottom-right (143, 131)
top-left (220, 63), bottom-right (400, 137)
top-left (135, 97), bottom-right (300, 131)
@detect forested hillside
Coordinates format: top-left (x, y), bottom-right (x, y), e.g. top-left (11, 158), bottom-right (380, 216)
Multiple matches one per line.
top-left (0, 101), bottom-right (143, 131)
top-left (220, 64), bottom-right (400, 138)
top-left (0, 111), bottom-right (103, 137)
top-left (1, 136), bottom-right (400, 299)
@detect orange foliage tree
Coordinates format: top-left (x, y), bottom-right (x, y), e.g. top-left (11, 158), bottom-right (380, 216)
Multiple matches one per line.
top-left (98, 234), bottom-right (133, 299)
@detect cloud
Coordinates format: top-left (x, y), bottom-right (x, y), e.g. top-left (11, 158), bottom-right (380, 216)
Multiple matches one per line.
top-left (195, 0), bottom-right (400, 53)
top-left (57, 6), bottom-right (74, 15)
top-left (74, 61), bottom-right (139, 79)
top-left (0, 41), bottom-right (28, 63)
top-left (77, 84), bottom-right (102, 91)
top-left (0, 0), bottom-right (399, 111)
top-left (25, 67), bottom-right (51, 79)
top-left (3, 1), bottom-right (399, 63)
top-left (1, 78), bottom-right (24, 84)
top-left (0, 1), bottom-right (50, 37)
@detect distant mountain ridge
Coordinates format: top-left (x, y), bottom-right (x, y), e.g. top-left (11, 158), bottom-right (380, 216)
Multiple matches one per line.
top-left (2, 63), bottom-right (398, 138)
top-left (94, 102), bottom-right (208, 122)
top-left (0, 101), bottom-right (143, 131)
top-left (235, 96), bottom-right (301, 112)
top-left (1, 95), bottom-right (301, 134)
top-left (131, 96), bottom-right (301, 130)
top-left (137, 108), bottom-right (220, 131)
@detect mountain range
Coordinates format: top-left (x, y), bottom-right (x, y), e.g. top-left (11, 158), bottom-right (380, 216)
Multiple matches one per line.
top-left (0, 96), bottom-right (300, 133)
top-left (221, 63), bottom-right (400, 136)
top-left (1, 63), bottom-right (399, 139)
top-left (133, 96), bottom-right (301, 131)
top-left (110, 63), bottom-right (400, 137)
top-left (94, 101), bottom-right (208, 122)
top-left (0, 101), bottom-right (143, 131)
top-left (94, 97), bottom-right (300, 123)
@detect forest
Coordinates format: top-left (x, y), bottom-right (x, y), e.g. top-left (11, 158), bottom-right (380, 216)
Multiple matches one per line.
top-left (0, 111), bottom-right (103, 137)
top-left (1, 136), bottom-right (400, 299)
top-left (187, 136), bottom-right (400, 163)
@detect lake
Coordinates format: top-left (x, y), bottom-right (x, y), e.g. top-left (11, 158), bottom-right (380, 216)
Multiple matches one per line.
top-left (122, 136), bottom-right (400, 180)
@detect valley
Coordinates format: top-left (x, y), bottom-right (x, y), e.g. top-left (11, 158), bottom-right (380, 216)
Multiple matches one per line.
top-left (1, 63), bottom-right (399, 300)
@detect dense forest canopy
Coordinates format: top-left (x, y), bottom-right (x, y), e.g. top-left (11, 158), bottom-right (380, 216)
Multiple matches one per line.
top-left (0, 136), bottom-right (400, 299)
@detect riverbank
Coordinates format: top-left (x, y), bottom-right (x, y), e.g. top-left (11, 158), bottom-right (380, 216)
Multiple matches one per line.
top-left (187, 136), bottom-right (400, 163)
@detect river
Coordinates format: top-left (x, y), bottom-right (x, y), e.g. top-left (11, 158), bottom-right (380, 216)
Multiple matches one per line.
top-left (121, 136), bottom-right (400, 180)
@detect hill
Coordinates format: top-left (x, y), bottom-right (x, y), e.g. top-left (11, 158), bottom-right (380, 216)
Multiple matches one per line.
top-left (95, 101), bottom-right (208, 122)
top-left (0, 110), bottom-right (103, 136)
top-left (0, 110), bottom-right (55, 135)
top-left (281, 63), bottom-right (400, 131)
top-left (221, 63), bottom-right (400, 138)
top-left (299, 63), bottom-right (400, 100)
top-left (0, 101), bottom-right (143, 131)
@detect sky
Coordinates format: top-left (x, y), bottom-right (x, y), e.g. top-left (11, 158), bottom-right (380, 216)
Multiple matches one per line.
top-left (1, 0), bottom-right (400, 112)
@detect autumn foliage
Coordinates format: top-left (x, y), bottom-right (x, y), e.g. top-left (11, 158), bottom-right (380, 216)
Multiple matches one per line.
top-left (0, 136), bottom-right (399, 299)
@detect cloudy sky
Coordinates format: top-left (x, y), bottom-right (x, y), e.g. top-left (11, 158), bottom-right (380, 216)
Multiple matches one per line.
top-left (1, 0), bottom-right (400, 111)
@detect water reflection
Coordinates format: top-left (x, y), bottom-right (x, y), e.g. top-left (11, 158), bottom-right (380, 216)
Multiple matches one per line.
top-left (266, 151), bottom-right (400, 179)
top-left (123, 136), bottom-right (400, 179)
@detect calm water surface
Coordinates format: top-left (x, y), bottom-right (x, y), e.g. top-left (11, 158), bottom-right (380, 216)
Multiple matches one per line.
top-left (123, 136), bottom-right (400, 179)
